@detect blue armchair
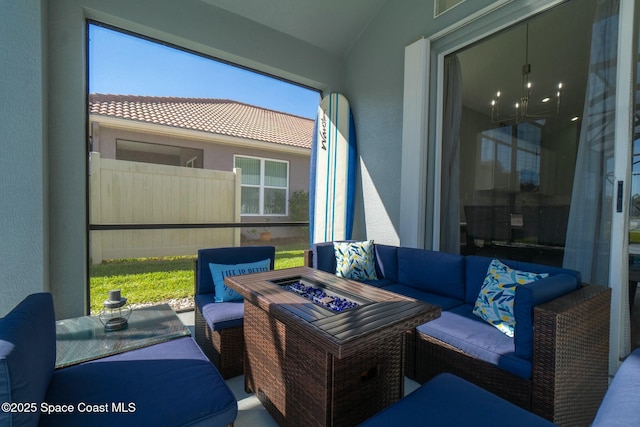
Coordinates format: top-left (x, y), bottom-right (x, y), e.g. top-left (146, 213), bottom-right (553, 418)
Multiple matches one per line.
top-left (194, 246), bottom-right (275, 378)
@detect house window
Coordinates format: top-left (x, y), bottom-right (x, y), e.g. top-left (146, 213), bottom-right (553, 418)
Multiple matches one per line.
top-left (434, 0), bottom-right (465, 17)
top-left (234, 155), bottom-right (289, 216)
top-left (475, 123), bottom-right (541, 192)
top-left (116, 139), bottom-right (203, 168)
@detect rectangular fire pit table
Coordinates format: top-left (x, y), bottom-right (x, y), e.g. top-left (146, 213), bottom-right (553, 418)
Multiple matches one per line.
top-left (225, 266), bottom-right (440, 427)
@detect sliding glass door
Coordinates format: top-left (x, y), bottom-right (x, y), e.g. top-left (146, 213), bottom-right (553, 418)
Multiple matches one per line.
top-left (431, 0), bottom-right (636, 369)
top-left (630, 18), bottom-right (640, 300)
top-left (441, 0), bottom-right (595, 268)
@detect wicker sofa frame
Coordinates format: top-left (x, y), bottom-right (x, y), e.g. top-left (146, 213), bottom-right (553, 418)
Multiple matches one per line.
top-left (414, 284), bottom-right (611, 426)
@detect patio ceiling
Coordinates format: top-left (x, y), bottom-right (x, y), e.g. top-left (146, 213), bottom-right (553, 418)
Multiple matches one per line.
top-left (198, 0), bottom-right (388, 56)
top-left (457, 0), bottom-right (595, 123)
top-left (201, 0), bottom-right (594, 124)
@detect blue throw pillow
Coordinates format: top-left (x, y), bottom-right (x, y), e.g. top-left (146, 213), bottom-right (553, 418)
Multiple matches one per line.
top-left (473, 259), bottom-right (548, 337)
top-left (209, 258), bottom-right (271, 302)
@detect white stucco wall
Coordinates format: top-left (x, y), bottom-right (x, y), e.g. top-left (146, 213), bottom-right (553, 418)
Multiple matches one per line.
top-left (343, 0), bottom-right (563, 247)
top-left (343, 0), bottom-right (503, 246)
top-left (0, 0), bottom-right (48, 317)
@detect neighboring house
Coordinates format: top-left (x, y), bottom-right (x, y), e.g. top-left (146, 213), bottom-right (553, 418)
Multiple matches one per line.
top-left (89, 94), bottom-right (313, 238)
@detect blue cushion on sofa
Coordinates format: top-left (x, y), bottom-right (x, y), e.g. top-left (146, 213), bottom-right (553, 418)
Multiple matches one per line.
top-left (41, 337), bottom-right (238, 427)
top-left (513, 273), bottom-right (579, 359)
top-left (0, 293), bottom-right (56, 427)
top-left (361, 278), bottom-right (396, 288)
top-left (372, 244), bottom-right (399, 281)
top-left (314, 242), bottom-right (339, 273)
top-left (417, 304), bottom-right (532, 379)
top-left (397, 248), bottom-right (465, 300)
top-left (359, 373), bottom-right (556, 427)
top-left (195, 294), bottom-right (244, 331)
top-left (383, 284), bottom-right (463, 310)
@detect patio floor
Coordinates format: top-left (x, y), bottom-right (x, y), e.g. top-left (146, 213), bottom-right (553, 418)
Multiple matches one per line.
top-left (176, 310), bottom-right (421, 426)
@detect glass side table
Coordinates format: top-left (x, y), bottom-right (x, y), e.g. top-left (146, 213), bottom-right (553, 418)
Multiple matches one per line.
top-left (55, 304), bottom-right (190, 369)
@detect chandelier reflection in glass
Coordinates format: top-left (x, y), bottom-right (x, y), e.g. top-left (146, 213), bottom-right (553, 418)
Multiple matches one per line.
top-left (490, 23), bottom-right (562, 124)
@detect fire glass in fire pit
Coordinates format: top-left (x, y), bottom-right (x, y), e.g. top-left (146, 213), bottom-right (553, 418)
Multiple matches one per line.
top-left (284, 280), bottom-right (360, 312)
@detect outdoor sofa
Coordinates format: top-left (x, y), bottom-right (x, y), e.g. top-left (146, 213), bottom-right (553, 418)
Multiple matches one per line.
top-left (0, 293), bottom-right (238, 427)
top-left (307, 241), bottom-right (611, 426)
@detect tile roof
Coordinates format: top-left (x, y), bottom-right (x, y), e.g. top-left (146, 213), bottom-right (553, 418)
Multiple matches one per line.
top-left (89, 94), bottom-right (314, 149)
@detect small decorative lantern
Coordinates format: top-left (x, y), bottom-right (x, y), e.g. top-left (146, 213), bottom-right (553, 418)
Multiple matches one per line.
top-left (98, 289), bottom-right (131, 331)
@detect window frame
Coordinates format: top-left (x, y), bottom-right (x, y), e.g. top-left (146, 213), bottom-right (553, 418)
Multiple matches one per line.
top-left (234, 154), bottom-right (290, 217)
top-left (476, 123), bottom-right (542, 192)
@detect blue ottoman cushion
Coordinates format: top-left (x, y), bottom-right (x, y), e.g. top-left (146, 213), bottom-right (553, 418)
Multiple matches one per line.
top-left (41, 337), bottom-right (237, 427)
top-left (359, 373), bottom-right (557, 426)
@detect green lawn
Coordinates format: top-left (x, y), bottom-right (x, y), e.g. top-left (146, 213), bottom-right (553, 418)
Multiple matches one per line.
top-left (89, 243), bottom-right (307, 314)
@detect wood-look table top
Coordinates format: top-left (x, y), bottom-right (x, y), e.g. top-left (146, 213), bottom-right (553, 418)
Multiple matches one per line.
top-left (225, 266), bottom-right (440, 358)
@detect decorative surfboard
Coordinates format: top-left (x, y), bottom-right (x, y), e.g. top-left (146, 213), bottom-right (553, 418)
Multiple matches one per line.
top-left (309, 93), bottom-right (357, 244)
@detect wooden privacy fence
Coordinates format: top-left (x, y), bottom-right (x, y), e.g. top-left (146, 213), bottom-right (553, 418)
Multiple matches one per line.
top-left (90, 152), bottom-right (241, 264)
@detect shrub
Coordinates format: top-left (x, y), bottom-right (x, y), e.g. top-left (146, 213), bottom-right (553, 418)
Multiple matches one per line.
top-left (289, 190), bottom-right (309, 221)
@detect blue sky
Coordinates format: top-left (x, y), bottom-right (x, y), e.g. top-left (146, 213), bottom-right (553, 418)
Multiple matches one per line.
top-left (88, 24), bottom-right (320, 119)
